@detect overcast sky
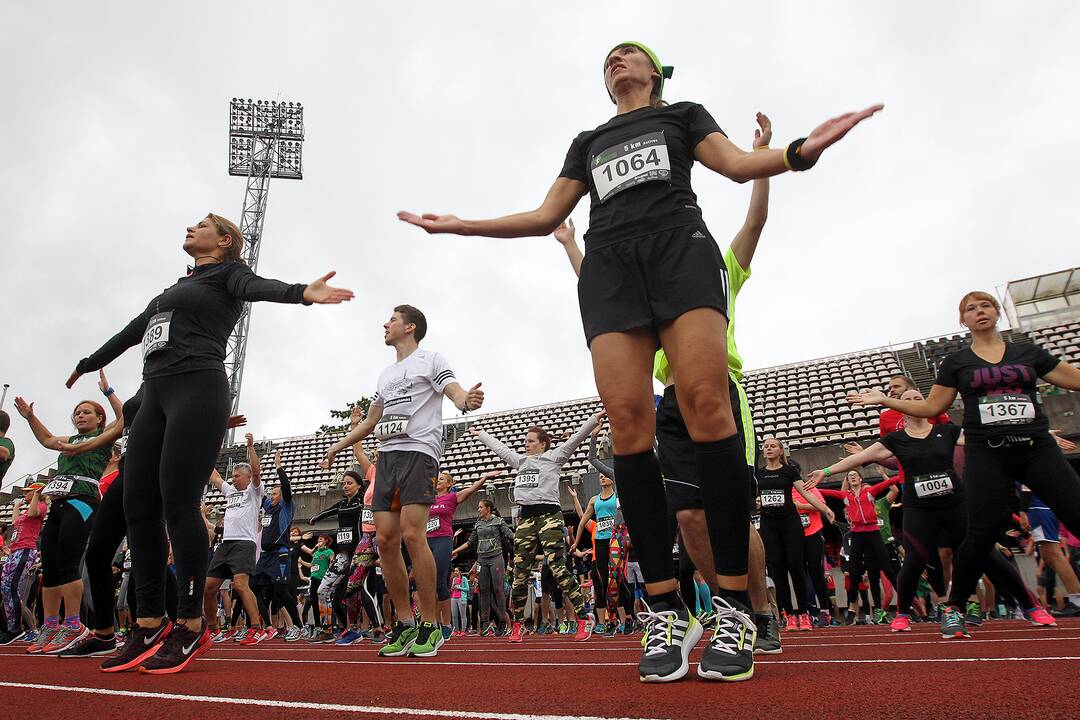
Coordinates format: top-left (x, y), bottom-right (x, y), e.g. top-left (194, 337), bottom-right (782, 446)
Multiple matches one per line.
top-left (4, 1), bottom-right (1079, 486)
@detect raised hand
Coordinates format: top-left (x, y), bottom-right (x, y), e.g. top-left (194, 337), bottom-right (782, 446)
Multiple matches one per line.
top-left (13, 396), bottom-right (34, 419)
top-left (319, 448), bottom-right (336, 471)
top-left (226, 414), bottom-right (247, 429)
top-left (753, 112), bottom-right (772, 149)
top-left (464, 383), bottom-right (484, 411)
top-left (799, 104), bottom-right (884, 164)
top-left (350, 405), bottom-right (365, 427)
top-left (274, 451), bottom-right (283, 469)
top-left (481, 470), bottom-right (501, 482)
top-left (97, 369), bottom-right (110, 394)
top-left (303, 271), bottom-right (355, 305)
top-left (567, 486), bottom-right (577, 499)
top-left (847, 389), bottom-right (887, 407)
top-left (397, 212), bottom-right (467, 235)
top-left (245, 432), bottom-right (255, 447)
top-left (554, 218), bottom-right (576, 246)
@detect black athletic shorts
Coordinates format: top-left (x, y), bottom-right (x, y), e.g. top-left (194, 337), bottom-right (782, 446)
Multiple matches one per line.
top-left (207, 539), bottom-right (257, 579)
top-left (656, 382), bottom-right (757, 515)
top-left (577, 224), bottom-right (728, 345)
top-left (371, 450), bottom-right (439, 511)
top-left (253, 548), bottom-right (290, 585)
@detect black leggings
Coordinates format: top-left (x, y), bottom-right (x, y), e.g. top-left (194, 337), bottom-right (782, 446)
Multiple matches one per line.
top-left (124, 370), bottom-right (230, 619)
top-left (949, 438), bottom-right (1080, 606)
top-left (591, 539), bottom-right (611, 611)
top-left (847, 530), bottom-right (896, 610)
top-left (40, 498), bottom-right (98, 587)
top-left (759, 511), bottom-right (808, 614)
top-left (899, 502), bottom-right (1036, 615)
top-left (359, 572), bottom-right (385, 627)
top-left (802, 531), bottom-right (831, 611)
top-left (84, 465), bottom-right (128, 630)
top-left (302, 583), bottom-right (321, 627)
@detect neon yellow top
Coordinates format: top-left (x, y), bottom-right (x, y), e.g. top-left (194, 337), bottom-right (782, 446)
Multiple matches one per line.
top-left (653, 245), bottom-right (751, 385)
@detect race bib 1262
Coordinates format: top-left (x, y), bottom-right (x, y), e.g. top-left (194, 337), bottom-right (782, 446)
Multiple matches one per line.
top-left (590, 131), bottom-right (671, 203)
top-left (760, 491), bottom-right (785, 508)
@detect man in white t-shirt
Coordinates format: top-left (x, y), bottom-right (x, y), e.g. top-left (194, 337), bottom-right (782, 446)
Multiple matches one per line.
top-left (204, 433), bottom-right (266, 644)
top-left (322, 305), bottom-right (483, 658)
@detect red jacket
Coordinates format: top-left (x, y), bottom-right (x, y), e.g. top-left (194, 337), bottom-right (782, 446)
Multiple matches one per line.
top-left (819, 476), bottom-right (900, 533)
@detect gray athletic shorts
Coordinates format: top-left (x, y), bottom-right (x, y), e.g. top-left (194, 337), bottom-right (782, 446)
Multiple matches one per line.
top-left (371, 450), bottom-right (439, 512)
top-left (207, 540), bottom-right (257, 579)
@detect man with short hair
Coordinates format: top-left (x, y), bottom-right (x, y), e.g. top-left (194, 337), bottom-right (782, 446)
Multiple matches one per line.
top-left (0, 410), bottom-right (15, 484)
top-left (322, 305), bottom-right (484, 658)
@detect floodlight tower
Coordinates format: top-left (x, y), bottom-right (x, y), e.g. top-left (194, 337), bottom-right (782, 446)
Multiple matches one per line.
top-left (224, 99), bottom-right (305, 445)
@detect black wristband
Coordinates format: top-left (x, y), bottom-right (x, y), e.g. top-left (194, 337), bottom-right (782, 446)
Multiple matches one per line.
top-left (785, 138), bottom-right (816, 171)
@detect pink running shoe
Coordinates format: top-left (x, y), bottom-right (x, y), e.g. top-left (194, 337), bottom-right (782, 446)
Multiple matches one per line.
top-left (784, 613), bottom-right (798, 632)
top-left (797, 613), bottom-right (813, 631)
top-left (1026, 607), bottom-right (1058, 627)
top-left (508, 621), bottom-right (524, 643)
top-left (890, 615), bottom-right (911, 633)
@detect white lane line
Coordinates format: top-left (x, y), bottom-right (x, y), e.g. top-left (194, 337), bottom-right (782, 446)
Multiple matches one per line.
top-left (0, 681), bottom-right (663, 720)
top-left (755, 656), bottom-right (1080, 665)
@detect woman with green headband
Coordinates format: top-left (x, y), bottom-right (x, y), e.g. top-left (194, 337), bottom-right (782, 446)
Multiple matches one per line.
top-left (399, 41), bottom-right (881, 684)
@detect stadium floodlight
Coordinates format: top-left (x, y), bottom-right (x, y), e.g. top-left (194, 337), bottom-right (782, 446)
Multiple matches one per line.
top-left (223, 98), bottom-right (306, 445)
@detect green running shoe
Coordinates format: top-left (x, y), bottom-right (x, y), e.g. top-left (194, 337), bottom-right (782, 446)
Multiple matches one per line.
top-left (407, 621), bottom-right (445, 657)
top-left (873, 608), bottom-right (889, 625)
top-left (965, 601), bottom-right (983, 626)
top-left (379, 621), bottom-right (419, 657)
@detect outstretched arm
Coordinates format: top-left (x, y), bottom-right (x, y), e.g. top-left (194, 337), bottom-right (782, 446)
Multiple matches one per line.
top-left (472, 428), bottom-right (524, 469)
top-left (588, 430), bottom-right (614, 478)
top-left (551, 411), bottom-right (603, 466)
top-left (848, 386), bottom-right (957, 419)
top-left (573, 498), bottom-right (596, 548)
top-left (13, 397), bottom-right (64, 450)
top-left (397, 177), bottom-right (586, 238)
top-left (729, 113), bottom-right (772, 269)
top-left (457, 471), bottom-right (498, 505)
top-left (322, 404), bottom-right (384, 470)
top-left (1044, 361), bottom-right (1080, 392)
top-left (69, 304), bottom-right (154, 386)
top-left (806, 442), bottom-right (895, 486)
top-left (245, 433), bottom-right (262, 486)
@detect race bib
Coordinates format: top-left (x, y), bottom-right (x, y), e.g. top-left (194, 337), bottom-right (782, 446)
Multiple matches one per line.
top-left (42, 477), bottom-right (75, 497)
top-left (800, 514), bottom-right (811, 528)
top-left (261, 515), bottom-right (273, 527)
top-left (591, 131), bottom-right (671, 203)
top-left (374, 414), bottom-right (409, 441)
top-left (750, 514), bottom-right (761, 530)
top-left (362, 509), bottom-right (374, 525)
top-left (760, 491), bottom-right (785, 508)
top-left (123, 560), bottom-right (132, 570)
top-left (913, 473), bottom-right (955, 499)
top-left (978, 394), bottom-right (1034, 426)
top-left (516, 471), bottom-right (540, 488)
top-left (337, 529), bottom-right (354, 545)
top-left (142, 311), bottom-right (173, 360)
top-left (595, 518), bottom-right (615, 533)
top-left (225, 493), bottom-right (243, 509)
top-left (672, 541), bottom-right (680, 554)
top-left (426, 518), bottom-right (441, 533)
top-left (877, 518), bottom-right (884, 528)
top-left (375, 566), bottom-right (383, 576)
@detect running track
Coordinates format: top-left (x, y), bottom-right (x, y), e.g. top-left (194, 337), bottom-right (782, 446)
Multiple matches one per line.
top-left (3, 620), bottom-right (1078, 720)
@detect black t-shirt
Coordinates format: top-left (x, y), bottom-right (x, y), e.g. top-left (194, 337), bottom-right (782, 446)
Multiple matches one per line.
top-left (559, 102), bottom-right (724, 249)
top-left (879, 423), bottom-right (964, 509)
top-left (755, 464), bottom-right (800, 517)
top-left (312, 494), bottom-right (364, 552)
top-left (77, 262), bottom-right (308, 381)
top-left (935, 343), bottom-right (1059, 441)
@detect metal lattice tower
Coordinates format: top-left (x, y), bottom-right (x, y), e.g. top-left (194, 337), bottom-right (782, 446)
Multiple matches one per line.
top-left (224, 99), bottom-right (305, 445)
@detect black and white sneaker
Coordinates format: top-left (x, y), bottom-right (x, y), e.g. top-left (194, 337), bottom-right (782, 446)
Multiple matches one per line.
top-left (752, 612), bottom-right (782, 655)
top-left (636, 602), bottom-right (703, 683)
top-left (698, 597), bottom-right (756, 682)
top-left (58, 632), bottom-right (118, 658)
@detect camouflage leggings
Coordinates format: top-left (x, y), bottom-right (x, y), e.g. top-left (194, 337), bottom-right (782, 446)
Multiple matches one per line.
top-left (510, 511), bottom-right (584, 620)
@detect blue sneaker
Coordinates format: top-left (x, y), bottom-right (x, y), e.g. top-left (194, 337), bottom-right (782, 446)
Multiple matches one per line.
top-left (441, 625), bottom-right (453, 640)
top-left (335, 629), bottom-right (361, 645)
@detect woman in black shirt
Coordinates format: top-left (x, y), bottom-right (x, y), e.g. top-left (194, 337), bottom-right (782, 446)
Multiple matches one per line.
top-left (400, 41), bottom-right (881, 682)
top-left (849, 291), bottom-right (1080, 637)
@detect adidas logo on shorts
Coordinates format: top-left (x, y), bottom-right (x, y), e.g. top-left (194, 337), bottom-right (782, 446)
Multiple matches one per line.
top-left (691, 230), bottom-right (706, 239)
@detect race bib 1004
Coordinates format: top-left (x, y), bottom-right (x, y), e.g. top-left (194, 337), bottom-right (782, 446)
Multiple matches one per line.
top-left (426, 518), bottom-right (441, 533)
top-left (595, 518), bottom-right (615, 533)
top-left (374, 414), bottom-right (409, 441)
top-left (336, 529), bottom-right (354, 545)
top-left (913, 473), bottom-right (955, 499)
top-left (590, 131), bottom-right (671, 203)
top-left (142, 311), bottom-right (173, 360)
top-left (760, 491), bottom-right (785, 508)
top-left (978, 394), bottom-right (1035, 426)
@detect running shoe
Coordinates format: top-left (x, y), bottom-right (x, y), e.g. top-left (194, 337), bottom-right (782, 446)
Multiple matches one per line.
top-left (232, 628), bottom-right (249, 642)
top-left (601, 622), bottom-right (617, 639)
top-left (698, 597), bottom-right (756, 683)
top-left (336, 629), bottom-right (362, 645)
top-left (409, 621), bottom-right (446, 657)
top-left (43, 624), bottom-right (90, 655)
top-left (508, 621), bottom-right (524, 643)
top-left (1051, 603), bottom-right (1080, 618)
top-left (940, 606), bottom-right (969, 639)
top-left (222, 628), bottom-right (239, 641)
top-left (26, 625), bottom-right (60, 654)
top-left (964, 601), bottom-right (983, 627)
top-left (314, 630), bottom-right (337, 644)
top-left (890, 614), bottom-right (911, 633)
top-left (58, 632), bottom-right (118, 658)
top-left (238, 628), bottom-right (265, 646)
top-left (873, 608), bottom-right (889, 625)
top-left (263, 626), bottom-right (278, 641)
top-left (379, 621), bottom-right (419, 657)
top-left (557, 621), bottom-right (568, 635)
top-left (441, 624), bottom-right (453, 641)
top-left (370, 628), bottom-right (386, 643)
top-left (211, 630), bottom-right (226, 643)
top-left (21, 629), bottom-right (38, 644)
top-left (636, 602), bottom-right (703, 683)
top-left (0, 631), bottom-right (20, 646)
top-left (574, 617), bottom-right (593, 642)
top-left (797, 613), bottom-right (813, 631)
top-left (100, 620), bottom-right (173, 673)
top-left (480, 622), bottom-right (496, 637)
top-left (818, 610), bottom-right (832, 628)
top-left (1024, 606), bottom-right (1058, 627)
top-left (784, 613), bottom-right (798, 632)
top-left (752, 613), bottom-right (782, 655)
top-left (139, 622), bottom-right (212, 675)
top-left (844, 610), bottom-right (857, 626)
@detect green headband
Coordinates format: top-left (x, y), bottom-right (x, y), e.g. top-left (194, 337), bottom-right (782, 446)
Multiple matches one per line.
top-left (604, 41), bottom-right (674, 102)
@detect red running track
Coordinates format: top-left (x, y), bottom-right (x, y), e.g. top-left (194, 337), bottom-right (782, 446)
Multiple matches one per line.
top-left (2, 619), bottom-right (1079, 720)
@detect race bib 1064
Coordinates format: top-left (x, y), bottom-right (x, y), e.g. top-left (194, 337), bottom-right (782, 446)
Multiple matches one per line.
top-left (760, 491), bottom-right (785, 508)
top-left (913, 473), bottom-right (955, 499)
top-left (142, 311), bottom-right (173, 360)
top-left (590, 131), bottom-right (671, 203)
top-left (374, 414), bottom-right (409, 441)
top-left (978, 394), bottom-right (1035, 426)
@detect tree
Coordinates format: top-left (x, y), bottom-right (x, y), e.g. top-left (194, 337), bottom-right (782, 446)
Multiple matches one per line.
top-left (318, 397), bottom-right (372, 435)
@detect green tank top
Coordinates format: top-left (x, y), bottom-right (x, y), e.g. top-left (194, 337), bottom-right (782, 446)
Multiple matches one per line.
top-left (56, 429), bottom-right (111, 498)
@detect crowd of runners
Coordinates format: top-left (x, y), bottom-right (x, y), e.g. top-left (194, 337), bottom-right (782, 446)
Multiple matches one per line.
top-left (2, 41), bottom-right (1080, 686)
